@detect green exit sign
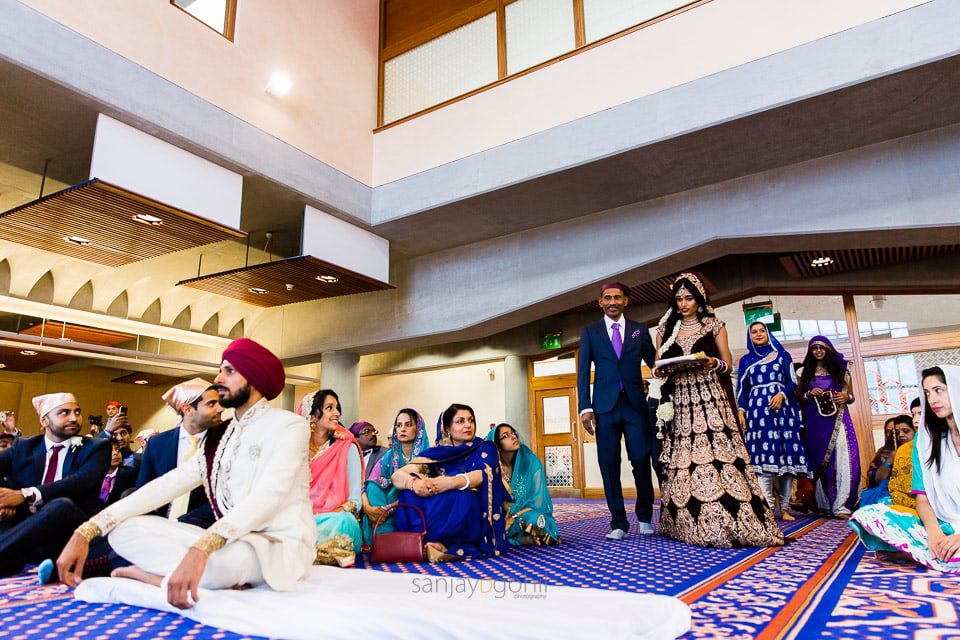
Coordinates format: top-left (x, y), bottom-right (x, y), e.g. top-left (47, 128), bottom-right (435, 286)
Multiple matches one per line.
top-left (540, 332), bottom-right (562, 350)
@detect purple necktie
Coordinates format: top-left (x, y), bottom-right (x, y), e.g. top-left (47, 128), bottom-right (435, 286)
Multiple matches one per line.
top-left (43, 445), bottom-right (63, 485)
top-left (100, 474), bottom-right (115, 503)
top-left (611, 322), bottom-right (623, 359)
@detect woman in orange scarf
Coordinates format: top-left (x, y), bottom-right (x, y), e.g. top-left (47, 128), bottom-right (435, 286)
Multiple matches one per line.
top-left (307, 389), bottom-right (363, 567)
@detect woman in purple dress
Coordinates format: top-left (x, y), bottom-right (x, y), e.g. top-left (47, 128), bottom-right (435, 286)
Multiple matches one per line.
top-left (797, 336), bottom-right (861, 517)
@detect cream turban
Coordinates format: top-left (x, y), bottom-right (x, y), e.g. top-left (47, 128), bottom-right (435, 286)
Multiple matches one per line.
top-left (32, 393), bottom-right (78, 418)
top-left (162, 378), bottom-right (212, 414)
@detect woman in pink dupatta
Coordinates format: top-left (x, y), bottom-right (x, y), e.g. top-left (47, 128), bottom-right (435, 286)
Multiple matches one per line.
top-left (305, 389), bottom-right (364, 567)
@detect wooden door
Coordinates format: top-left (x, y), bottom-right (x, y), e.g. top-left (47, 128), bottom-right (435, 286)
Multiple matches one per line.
top-left (533, 387), bottom-right (584, 497)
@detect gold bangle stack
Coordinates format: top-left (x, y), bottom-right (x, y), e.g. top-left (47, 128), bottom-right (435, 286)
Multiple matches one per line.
top-left (190, 532), bottom-right (227, 556)
top-left (74, 521), bottom-right (101, 542)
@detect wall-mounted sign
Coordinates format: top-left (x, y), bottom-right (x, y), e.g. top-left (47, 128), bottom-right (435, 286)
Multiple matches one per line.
top-left (539, 332), bottom-right (562, 350)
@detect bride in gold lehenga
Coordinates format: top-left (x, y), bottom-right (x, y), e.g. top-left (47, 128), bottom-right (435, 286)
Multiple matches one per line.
top-left (653, 273), bottom-right (783, 548)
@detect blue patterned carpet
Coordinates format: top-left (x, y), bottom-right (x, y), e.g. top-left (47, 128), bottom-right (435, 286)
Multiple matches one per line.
top-left (1, 499), bottom-right (957, 639)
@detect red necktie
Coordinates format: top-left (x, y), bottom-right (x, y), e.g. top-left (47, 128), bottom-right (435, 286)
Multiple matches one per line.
top-left (43, 444), bottom-right (64, 484)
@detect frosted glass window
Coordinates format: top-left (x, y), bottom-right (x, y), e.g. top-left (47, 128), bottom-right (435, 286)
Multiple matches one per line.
top-left (533, 355), bottom-right (576, 377)
top-left (506, 0), bottom-right (576, 75)
top-left (542, 395), bottom-right (572, 434)
top-left (383, 13), bottom-right (499, 123)
top-left (583, 0), bottom-right (692, 43)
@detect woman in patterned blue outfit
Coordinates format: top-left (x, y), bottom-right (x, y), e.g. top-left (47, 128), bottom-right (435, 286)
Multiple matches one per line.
top-left (737, 321), bottom-right (810, 520)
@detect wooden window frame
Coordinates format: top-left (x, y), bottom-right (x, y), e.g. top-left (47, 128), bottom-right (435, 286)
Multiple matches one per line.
top-left (377, 0), bottom-right (712, 129)
top-left (169, 0), bottom-right (238, 42)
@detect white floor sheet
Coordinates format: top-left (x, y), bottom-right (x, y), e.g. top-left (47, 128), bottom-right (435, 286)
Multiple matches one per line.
top-left (76, 566), bottom-right (691, 639)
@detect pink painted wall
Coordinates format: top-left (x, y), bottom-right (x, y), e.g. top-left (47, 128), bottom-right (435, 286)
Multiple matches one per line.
top-left (372, 0), bottom-right (930, 185)
top-left (21, 0), bottom-right (379, 185)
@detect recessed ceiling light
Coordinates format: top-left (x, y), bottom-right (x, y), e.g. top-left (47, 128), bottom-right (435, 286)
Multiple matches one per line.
top-left (132, 213), bottom-right (164, 226)
top-left (19, 350), bottom-right (38, 356)
top-left (265, 72), bottom-right (293, 97)
top-left (0, 363), bottom-right (6, 369)
top-left (248, 287), bottom-right (269, 294)
top-left (133, 379), bottom-right (149, 385)
top-left (315, 275), bottom-right (339, 283)
top-left (810, 256), bottom-right (834, 267)
top-left (65, 235), bottom-right (92, 246)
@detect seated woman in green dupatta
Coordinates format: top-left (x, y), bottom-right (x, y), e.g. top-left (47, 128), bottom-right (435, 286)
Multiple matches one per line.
top-left (307, 389), bottom-right (364, 567)
top-left (391, 404), bottom-right (510, 563)
top-left (487, 423), bottom-right (560, 546)
top-left (360, 408), bottom-right (429, 546)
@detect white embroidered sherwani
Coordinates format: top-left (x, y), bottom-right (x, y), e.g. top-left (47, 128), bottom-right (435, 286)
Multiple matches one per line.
top-left (91, 399), bottom-right (315, 591)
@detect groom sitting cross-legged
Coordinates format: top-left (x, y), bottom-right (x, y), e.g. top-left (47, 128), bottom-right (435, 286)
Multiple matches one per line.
top-left (57, 338), bottom-right (315, 608)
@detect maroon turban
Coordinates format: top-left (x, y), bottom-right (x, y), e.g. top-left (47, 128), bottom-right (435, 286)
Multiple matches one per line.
top-left (221, 338), bottom-right (285, 400)
top-left (599, 282), bottom-right (630, 298)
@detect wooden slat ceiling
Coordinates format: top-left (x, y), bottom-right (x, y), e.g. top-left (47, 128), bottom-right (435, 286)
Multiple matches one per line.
top-left (780, 246), bottom-right (960, 279)
top-left (19, 320), bottom-right (135, 347)
top-left (0, 344), bottom-right (72, 373)
top-left (177, 255), bottom-right (395, 308)
top-left (0, 179), bottom-right (246, 267)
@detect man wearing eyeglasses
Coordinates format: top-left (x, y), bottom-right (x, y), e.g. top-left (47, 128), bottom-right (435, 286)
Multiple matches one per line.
top-left (349, 422), bottom-right (385, 481)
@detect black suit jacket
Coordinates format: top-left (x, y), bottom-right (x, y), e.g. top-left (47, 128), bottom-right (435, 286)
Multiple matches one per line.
top-left (577, 316), bottom-right (656, 415)
top-left (104, 464), bottom-right (138, 506)
top-left (136, 427), bottom-right (208, 515)
top-left (0, 435), bottom-right (111, 516)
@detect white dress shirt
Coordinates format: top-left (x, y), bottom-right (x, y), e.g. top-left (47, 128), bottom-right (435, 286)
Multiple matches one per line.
top-left (28, 436), bottom-right (70, 505)
top-left (604, 313), bottom-right (625, 345)
top-left (176, 426), bottom-right (202, 466)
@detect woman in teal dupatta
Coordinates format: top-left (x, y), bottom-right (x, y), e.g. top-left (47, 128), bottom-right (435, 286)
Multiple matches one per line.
top-left (487, 423), bottom-right (560, 546)
top-left (360, 408), bottom-right (429, 545)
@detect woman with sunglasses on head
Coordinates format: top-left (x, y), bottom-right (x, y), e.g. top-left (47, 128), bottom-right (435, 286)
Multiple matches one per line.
top-left (796, 337), bottom-right (861, 518)
top-left (850, 366), bottom-right (960, 572)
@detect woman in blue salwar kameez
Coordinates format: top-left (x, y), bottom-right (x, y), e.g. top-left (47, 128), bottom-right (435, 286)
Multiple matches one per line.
top-left (391, 403), bottom-right (510, 562)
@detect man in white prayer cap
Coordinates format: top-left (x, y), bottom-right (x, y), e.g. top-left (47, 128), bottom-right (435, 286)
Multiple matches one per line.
top-left (135, 378), bottom-right (223, 526)
top-left (0, 393), bottom-right (110, 575)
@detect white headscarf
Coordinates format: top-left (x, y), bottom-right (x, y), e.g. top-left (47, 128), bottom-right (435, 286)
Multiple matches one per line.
top-left (916, 364), bottom-right (960, 527)
top-left (162, 378), bottom-right (212, 415)
top-left (32, 393), bottom-right (78, 419)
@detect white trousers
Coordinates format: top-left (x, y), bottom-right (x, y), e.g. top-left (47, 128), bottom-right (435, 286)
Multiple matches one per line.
top-left (109, 515), bottom-right (265, 589)
top-left (758, 473), bottom-right (795, 510)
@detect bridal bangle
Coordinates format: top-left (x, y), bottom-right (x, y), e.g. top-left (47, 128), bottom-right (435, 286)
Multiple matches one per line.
top-left (190, 532), bottom-right (227, 556)
top-left (457, 473), bottom-right (471, 490)
top-left (74, 521), bottom-right (101, 542)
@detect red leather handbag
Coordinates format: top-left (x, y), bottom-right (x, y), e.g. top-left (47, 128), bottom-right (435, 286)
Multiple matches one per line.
top-left (370, 503), bottom-right (426, 563)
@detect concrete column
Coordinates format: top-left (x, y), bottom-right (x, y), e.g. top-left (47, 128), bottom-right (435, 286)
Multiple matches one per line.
top-left (504, 355), bottom-right (531, 443)
top-left (320, 351), bottom-right (360, 426)
top-left (278, 384), bottom-right (296, 412)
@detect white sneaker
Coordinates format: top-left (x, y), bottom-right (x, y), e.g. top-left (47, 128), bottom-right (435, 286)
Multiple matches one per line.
top-left (636, 522), bottom-right (655, 535)
top-left (605, 528), bottom-right (628, 540)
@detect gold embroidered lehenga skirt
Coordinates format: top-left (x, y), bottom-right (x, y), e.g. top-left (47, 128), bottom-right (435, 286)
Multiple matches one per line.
top-left (659, 368), bottom-right (784, 548)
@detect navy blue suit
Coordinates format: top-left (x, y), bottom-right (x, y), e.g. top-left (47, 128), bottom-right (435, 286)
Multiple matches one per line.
top-left (577, 316), bottom-right (656, 531)
top-left (137, 427), bottom-right (213, 527)
top-left (0, 435), bottom-right (110, 574)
